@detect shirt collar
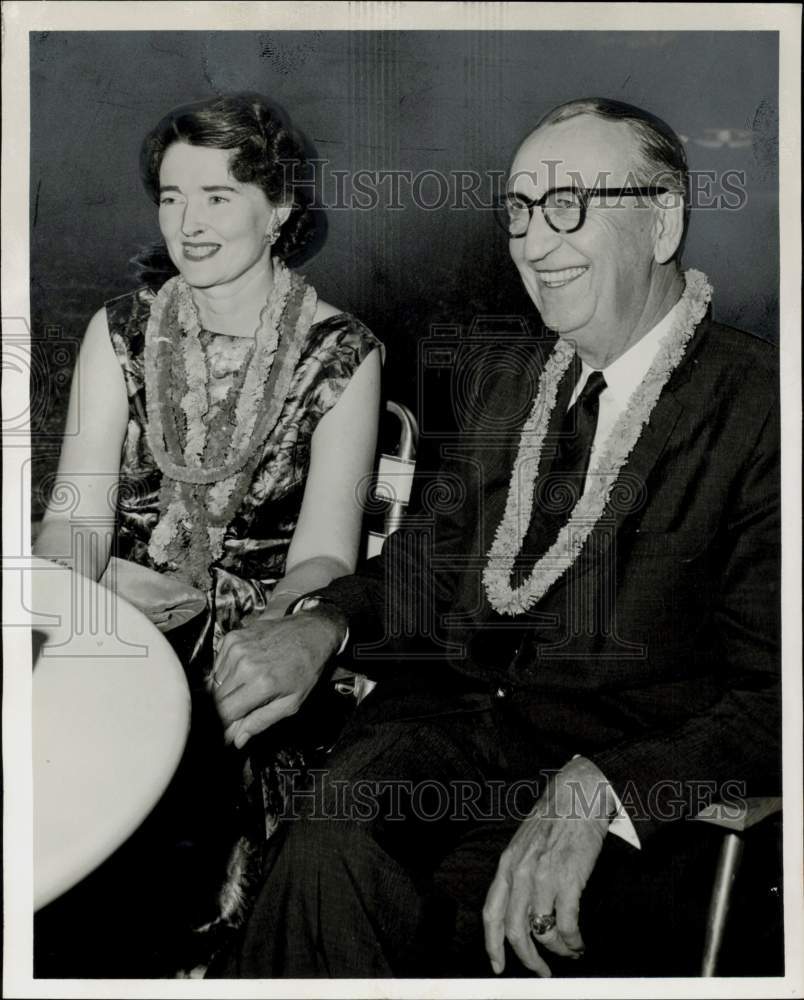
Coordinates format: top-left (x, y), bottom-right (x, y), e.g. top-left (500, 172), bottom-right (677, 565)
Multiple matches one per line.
top-left (575, 297), bottom-right (685, 404)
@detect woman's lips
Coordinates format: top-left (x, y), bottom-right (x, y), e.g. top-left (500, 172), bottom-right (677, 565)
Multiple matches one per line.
top-left (182, 243), bottom-right (221, 261)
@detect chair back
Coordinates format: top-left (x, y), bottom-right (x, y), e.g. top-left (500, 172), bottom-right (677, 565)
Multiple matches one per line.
top-left (331, 400), bottom-right (418, 701)
top-left (364, 400), bottom-right (418, 559)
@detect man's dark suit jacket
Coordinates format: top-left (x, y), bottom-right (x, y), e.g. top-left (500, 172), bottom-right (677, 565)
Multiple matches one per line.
top-left (318, 314), bottom-right (781, 843)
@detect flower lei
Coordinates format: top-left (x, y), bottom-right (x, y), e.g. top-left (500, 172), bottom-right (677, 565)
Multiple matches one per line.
top-left (143, 259), bottom-right (318, 588)
top-left (483, 269), bottom-right (712, 616)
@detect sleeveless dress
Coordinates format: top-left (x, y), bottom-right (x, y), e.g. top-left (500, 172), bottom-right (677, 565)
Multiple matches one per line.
top-left (102, 283), bottom-right (381, 971)
top-left (105, 283), bottom-right (382, 665)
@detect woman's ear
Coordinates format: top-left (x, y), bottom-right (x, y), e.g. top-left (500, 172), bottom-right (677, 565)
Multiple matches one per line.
top-left (266, 205), bottom-right (293, 246)
top-left (652, 191), bottom-right (685, 264)
top-left (275, 204), bottom-right (293, 228)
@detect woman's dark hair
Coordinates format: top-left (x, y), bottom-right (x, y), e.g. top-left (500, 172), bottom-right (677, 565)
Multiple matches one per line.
top-left (139, 92), bottom-right (315, 262)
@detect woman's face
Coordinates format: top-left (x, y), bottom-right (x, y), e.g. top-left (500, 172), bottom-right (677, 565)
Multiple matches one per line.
top-left (158, 141), bottom-right (279, 290)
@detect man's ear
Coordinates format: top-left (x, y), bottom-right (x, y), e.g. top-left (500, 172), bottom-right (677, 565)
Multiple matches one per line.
top-left (652, 192), bottom-right (685, 264)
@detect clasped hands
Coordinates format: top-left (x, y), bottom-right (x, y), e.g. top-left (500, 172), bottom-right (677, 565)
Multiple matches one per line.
top-left (483, 755), bottom-right (615, 977)
top-left (211, 610), bottom-right (614, 978)
top-left (211, 605), bottom-right (346, 749)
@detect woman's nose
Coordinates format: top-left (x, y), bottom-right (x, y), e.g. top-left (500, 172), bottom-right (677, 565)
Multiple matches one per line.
top-left (181, 201), bottom-right (206, 237)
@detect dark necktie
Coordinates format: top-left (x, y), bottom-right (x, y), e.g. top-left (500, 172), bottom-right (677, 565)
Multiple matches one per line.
top-left (513, 369), bottom-right (608, 584)
top-left (553, 369), bottom-right (608, 484)
top-left (476, 370), bottom-right (607, 666)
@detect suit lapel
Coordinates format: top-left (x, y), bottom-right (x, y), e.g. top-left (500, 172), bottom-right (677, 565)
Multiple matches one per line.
top-left (544, 318), bottom-right (708, 589)
top-left (570, 390), bottom-right (684, 577)
top-left (516, 356), bottom-right (582, 559)
top-left (465, 346), bottom-right (576, 626)
top-left (531, 352), bottom-right (582, 475)
top-left (471, 316), bottom-right (709, 609)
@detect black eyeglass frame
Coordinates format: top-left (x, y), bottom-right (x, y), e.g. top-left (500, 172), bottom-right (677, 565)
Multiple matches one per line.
top-left (497, 185), bottom-right (670, 237)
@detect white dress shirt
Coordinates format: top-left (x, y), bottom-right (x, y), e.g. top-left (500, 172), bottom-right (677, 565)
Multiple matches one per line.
top-left (565, 298), bottom-right (684, 849)
top-left (568, 298), bottom-right (683, 465)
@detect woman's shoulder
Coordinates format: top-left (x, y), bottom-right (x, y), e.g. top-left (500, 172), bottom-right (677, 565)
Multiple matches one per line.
top-left (104, 285), bottom-right (157, 340)
top-left (312, 299), bottom-right (345, 326)
top-left (307, 299), bottom-right (383, 361)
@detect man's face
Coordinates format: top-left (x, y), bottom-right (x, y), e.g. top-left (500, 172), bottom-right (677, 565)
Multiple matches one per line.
top-left (508, 116), bottom-right (662, 358)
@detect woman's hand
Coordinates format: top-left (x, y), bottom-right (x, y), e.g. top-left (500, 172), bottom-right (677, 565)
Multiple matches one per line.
top-left (211, 604), bottom-right (348, 748)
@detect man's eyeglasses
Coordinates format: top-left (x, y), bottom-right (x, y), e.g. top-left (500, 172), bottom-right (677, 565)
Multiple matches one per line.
top-left (494, 185), bottom-right (669, 237)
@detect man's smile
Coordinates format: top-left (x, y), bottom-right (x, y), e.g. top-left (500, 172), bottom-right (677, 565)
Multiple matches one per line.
top-left (534, 266), bottom-right (589, 288)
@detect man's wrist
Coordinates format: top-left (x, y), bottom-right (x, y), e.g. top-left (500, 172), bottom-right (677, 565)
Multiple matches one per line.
top-left (558, 756), bottom-right (618, 826)
top-left (566, 755), bottom-right (641, 849)
top-left (291, 596), bottom-right (350, 656)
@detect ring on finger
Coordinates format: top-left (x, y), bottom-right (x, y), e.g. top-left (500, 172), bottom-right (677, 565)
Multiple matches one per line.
top-left (528, 911), bottom-right (557, 936)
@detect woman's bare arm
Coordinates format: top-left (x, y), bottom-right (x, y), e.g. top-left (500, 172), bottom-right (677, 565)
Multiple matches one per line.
top-left (33, 308), bottom-right (128, 581)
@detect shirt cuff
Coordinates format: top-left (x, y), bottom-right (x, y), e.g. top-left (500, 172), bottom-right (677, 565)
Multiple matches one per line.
top-left (291, 596), bottom-right (350, 656)
top-left (608, 786), bottom-right (642, 850)
top-left (569, 753), bottom-right (641, 850)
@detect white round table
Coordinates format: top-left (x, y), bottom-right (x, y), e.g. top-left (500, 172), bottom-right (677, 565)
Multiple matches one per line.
top-left (32, 558), bottom-right (191, 911)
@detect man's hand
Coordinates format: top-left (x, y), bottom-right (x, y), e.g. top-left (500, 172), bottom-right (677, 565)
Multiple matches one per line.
top-left (211, 604), bottom-right (348, 749)
top-left (483, 756), bottom-right (615, 977)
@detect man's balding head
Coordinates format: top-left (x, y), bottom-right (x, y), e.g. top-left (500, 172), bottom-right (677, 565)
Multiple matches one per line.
top-left (505, 99), bottom-right (687, 366)
top-left (524, 97), bottom-right (688, 203)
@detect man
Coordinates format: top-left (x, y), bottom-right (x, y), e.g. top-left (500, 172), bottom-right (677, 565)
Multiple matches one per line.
top-left (210, 98), bottom-right (781, 977)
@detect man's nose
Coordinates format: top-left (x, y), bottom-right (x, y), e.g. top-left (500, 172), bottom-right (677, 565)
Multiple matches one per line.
top-left (522, 207), bottom-right (562, 261)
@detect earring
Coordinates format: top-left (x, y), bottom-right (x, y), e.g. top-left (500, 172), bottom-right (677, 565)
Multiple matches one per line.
top-left (265, 221), bottom-right (280, 246)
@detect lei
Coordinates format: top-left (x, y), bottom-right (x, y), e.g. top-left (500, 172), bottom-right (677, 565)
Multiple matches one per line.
top-left (483, 269), bottom-right (712, 616)
top-left (143, 259), bottom-right (318, 588)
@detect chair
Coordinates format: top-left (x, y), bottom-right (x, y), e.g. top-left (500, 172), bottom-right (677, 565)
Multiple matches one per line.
top-left (696, 796), bottom-right (783, 975)
top-left (363, 400), bottom-right (419, 559)
top-left (331, 400), bottom-right (418, 701)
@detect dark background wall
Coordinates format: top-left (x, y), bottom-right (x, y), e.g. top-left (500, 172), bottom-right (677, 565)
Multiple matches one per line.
top-left (29, 30), bottom-right (778, 512)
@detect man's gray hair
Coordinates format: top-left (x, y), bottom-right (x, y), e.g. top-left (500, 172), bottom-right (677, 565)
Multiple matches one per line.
top-left (533, 97), bottom-right (689, 200)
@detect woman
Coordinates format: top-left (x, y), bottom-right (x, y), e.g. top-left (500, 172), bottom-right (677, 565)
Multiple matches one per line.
top-left (33, 93), bottom-right (381, 975)
top-left (36, 91), bottom-right (380, 685)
